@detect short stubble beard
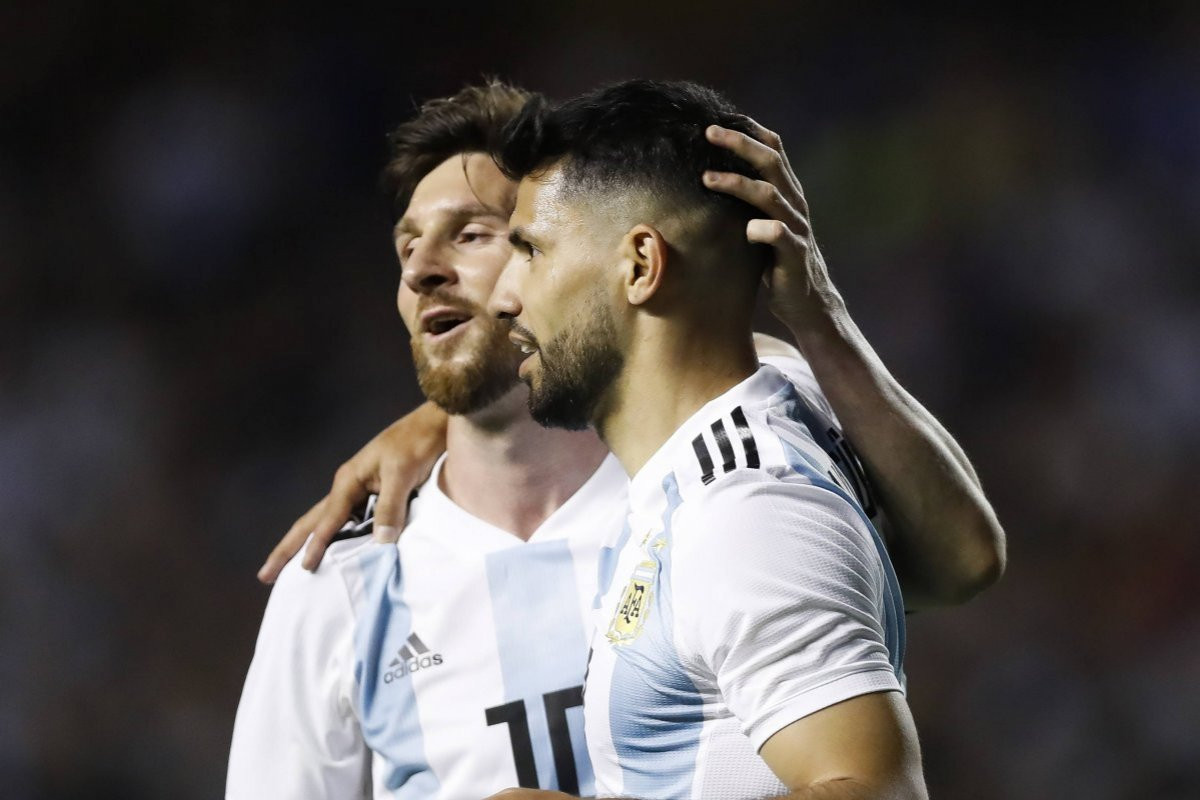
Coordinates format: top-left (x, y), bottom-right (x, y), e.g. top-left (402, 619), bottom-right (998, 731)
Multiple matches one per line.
top-left (411, 313), bottom-right (525, 415)
top-left (525, 293), bottom-right (624, 431)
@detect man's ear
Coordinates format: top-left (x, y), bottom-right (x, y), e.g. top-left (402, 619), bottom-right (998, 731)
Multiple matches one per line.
top-left (619, 224), bottom-right (668, 306)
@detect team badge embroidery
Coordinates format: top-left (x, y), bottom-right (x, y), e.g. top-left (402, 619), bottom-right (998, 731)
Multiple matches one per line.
top-left (607, 559), bottom-right (656, 645)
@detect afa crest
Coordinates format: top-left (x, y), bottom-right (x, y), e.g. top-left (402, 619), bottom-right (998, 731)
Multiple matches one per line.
top-left (607, 559), bottom-right (657, 645)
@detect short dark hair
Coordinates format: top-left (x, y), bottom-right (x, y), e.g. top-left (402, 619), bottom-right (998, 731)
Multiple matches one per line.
top-left (494, 79), bottom-right (763, 228)
top-left (381, 80), bottom-right (535, 221)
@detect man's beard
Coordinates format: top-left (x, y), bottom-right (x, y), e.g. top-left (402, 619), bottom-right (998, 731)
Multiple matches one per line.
top-left (524, 297), bottom-right (624, 431)
top-left (411, 310), bottom-right (524, 415)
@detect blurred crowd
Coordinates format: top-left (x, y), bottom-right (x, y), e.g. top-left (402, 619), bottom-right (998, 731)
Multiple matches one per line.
top-left (1, 4), bottom-right (1197, 798)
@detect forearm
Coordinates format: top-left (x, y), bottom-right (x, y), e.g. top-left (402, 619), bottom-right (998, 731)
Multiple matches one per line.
top-left (538, 788), bottom-right (887, 800)
top-left (602, 774), bottom-right (917, 799)
top-left (701, 119), bottom-right (1003, 606)
top-left (786, 299), bottom-right (1005, 607)
top-left (778, 779), bottom-right (892, 799)
top-left (602, 788), bottom-right (879, 800)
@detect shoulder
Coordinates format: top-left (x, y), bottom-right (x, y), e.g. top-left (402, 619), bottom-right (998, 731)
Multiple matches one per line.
top-left (669, 407), bottom-right (881, 597)
top-left (669, 469), bottom-right (889, 640)
top-left (758, 354), bottom-right (837, 423)
top-left (667, 367), bottom-right (831, 498)
top-left (677, 467), bottom-right (869, 552)
top-left (273, 534), bottom-right (377, 590)
top-left (230, 544), bottom-right (371, 799)
top-left (263, 536), bottom-right (383, 635)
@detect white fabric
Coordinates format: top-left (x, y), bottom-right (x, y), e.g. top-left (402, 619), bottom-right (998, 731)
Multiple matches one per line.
top-left (226, 535), bottom-right (375, 799)
top-left (227, 453), bottom-right (629, 799)
top-left (585, 364), bottom-right (905, 799)
top-left (227, 353), bottom-right (887, 800)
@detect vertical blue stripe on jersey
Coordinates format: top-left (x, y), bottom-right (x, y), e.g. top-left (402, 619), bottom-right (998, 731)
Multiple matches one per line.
top-left (353, 544), bottom-right (441, 797)
top-left (486, 540), bottom-right (595, 795)
top-left (609, 472), bottom-right (704, 798)
top-left (772, 412), bottom-right (907, 680)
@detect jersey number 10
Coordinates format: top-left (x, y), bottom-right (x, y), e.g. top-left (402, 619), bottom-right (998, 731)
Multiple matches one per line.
top-left (485, 685), bottom-right (585, 794)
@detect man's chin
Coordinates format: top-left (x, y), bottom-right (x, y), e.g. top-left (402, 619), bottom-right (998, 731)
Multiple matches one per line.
top-left (526, 387), bottom-right (592, 431)
top-left (414, 361), bottom-right (513, 414)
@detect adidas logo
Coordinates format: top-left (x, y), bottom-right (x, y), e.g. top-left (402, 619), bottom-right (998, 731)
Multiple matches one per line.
top-left (382, 632), bottom-right (444, 683)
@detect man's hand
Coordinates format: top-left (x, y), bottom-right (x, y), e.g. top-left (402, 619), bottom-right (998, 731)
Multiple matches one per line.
top-left (703, 118), bottom-right (1005, 607)
top-left (483, 790), bottom-right (576, 800)
top-left (703, 120), bottom-right (843, 333)
top-left (257, 402), bottom-right (449, 583)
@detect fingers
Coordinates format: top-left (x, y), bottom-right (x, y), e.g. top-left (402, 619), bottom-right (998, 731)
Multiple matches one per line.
top-left (259, 404), bottom-right (448, 580)
top-left (299, 495), bottom-right (355, 571)
top-left (747, 218), bottom-right (797, 247)
top-left (703, 171), bottom-right (810, 236)
top-left (371, 462), bottom-right (409, 544)
top-left (706, 124), bottom-right (788, 185)
top-left (258, 499), bottom-right (325, 583)
top-left (706, 122), bottom-right (808, 215)
top-left (739, 115), bottom-right (783, 152)
top-left (299, 466), bottom-right (367, 571)
top-left (702, 170), bottom-right (783, 214)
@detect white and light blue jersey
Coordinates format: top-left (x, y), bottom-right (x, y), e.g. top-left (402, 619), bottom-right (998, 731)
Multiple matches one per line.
top-left (227, 453), bottom-right (629, 799)
top-left (352, 453), bottom-right (626, 798)
top-left (585, 363), bottom-right (906, 799)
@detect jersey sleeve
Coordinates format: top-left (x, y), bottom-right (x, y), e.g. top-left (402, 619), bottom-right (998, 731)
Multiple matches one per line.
top-left (759, 353), bottom-right (895, 544)
top-left (758, 354), bottom-right (837, 425)
top-left (672, 473), bottom-right (902, 752)
top-left (226, 549), bottom-right (370, 799)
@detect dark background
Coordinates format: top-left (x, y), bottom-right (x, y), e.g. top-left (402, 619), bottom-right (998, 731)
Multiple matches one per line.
top-left (2, 3), bottom-right (1198, 798)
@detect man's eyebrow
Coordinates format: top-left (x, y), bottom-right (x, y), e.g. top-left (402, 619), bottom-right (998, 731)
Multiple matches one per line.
top-left (393, 202), bottom-right (507, 237)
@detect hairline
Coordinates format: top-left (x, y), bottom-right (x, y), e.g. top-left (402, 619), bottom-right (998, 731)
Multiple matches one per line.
top-left (394, 151), bottom-right (516, 236)
top-left (531, 156), bottom-right (726, 244)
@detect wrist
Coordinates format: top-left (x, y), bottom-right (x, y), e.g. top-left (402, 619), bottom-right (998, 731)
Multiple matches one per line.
top-left (786, 303), bottom-right (895, 404)
top-left (783, 293), bottom-right (853, 355)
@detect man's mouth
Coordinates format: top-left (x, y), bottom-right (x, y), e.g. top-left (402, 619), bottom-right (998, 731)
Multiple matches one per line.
top-left (507, 326), bottom-right (539, 356)
top-left (421, 307), bottom-right (473, 338)
top-left (507, 325), bottom-right (541, 379)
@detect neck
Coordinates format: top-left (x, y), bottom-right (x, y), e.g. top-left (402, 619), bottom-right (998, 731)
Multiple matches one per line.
top-left (597, 316), bottom-right (759, 477)
top-left (440, 386), bottom-right (610, 541)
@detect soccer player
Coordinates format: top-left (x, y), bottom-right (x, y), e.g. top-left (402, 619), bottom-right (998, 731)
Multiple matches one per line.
top-left (229, 82), bottom-right (1003, 799)
top-left (480, 80), bottom-right (941, 799)
top-left (227, 83), bottom-right (622, 799)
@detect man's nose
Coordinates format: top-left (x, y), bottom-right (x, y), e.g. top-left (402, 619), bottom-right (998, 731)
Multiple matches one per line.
top-left (486, 255), bottom-right (523, 322)
top-left (402, 239), bottom-right (456, 294)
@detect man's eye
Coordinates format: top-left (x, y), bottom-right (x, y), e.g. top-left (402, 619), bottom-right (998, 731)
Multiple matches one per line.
top-left (397, 237), bottom-right (416, 262)
top-left (459, 227), bottom-right (493, 245)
